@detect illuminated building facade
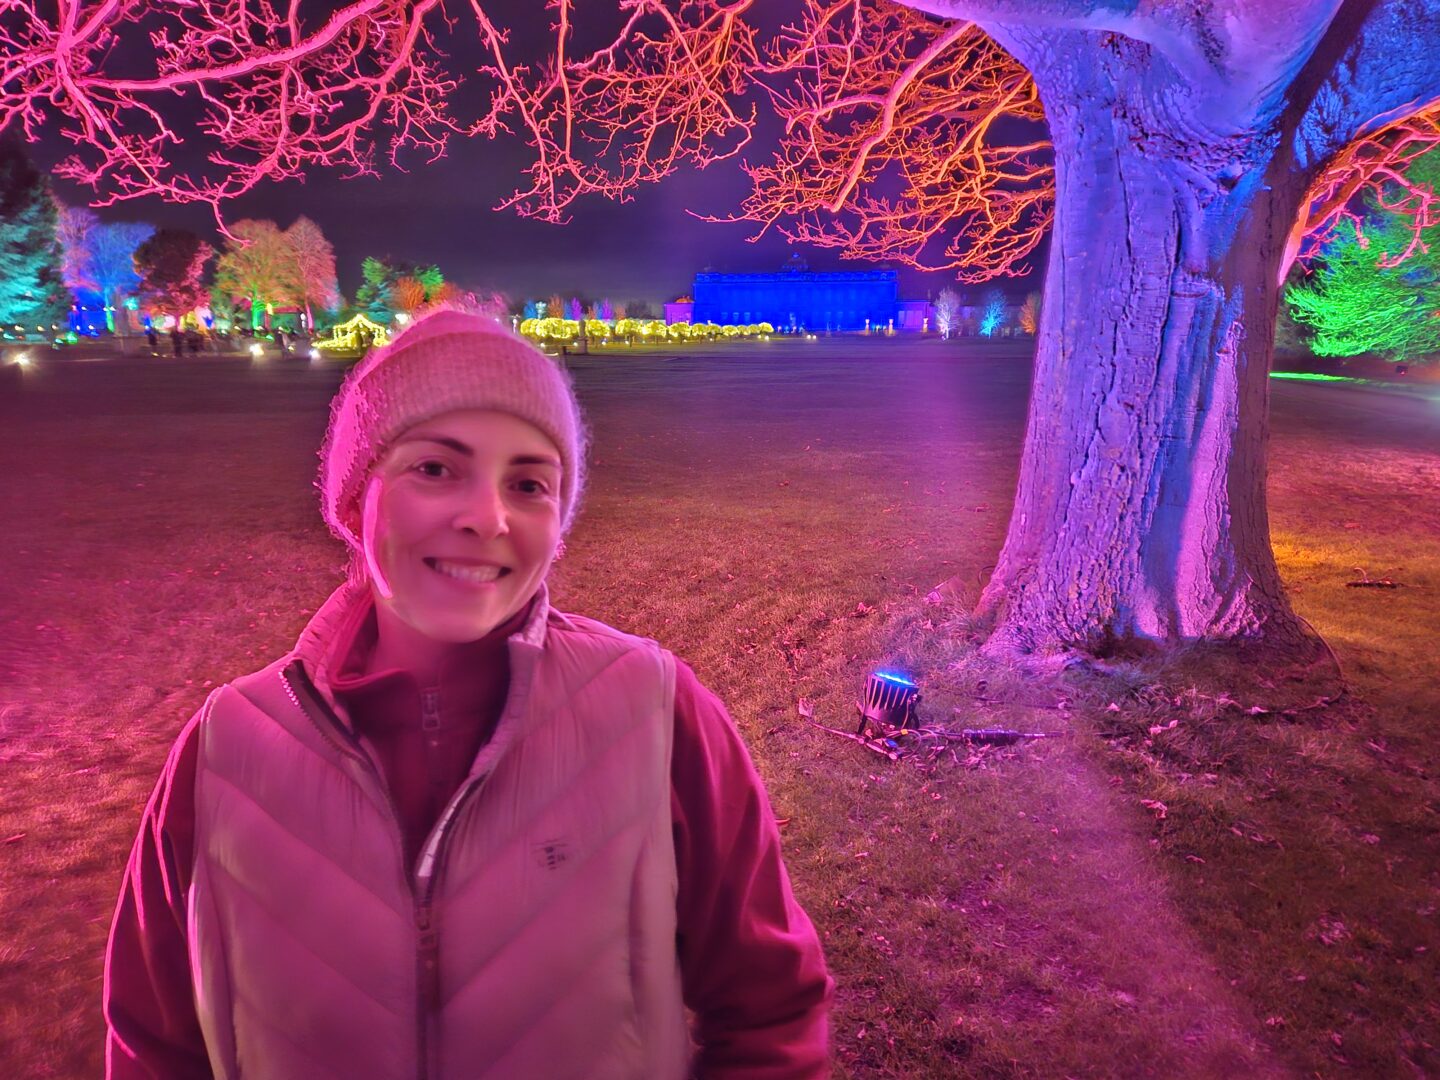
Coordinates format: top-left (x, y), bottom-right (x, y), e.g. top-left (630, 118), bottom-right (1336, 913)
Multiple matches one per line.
top-left (692, 268), bottom-right (900, 332)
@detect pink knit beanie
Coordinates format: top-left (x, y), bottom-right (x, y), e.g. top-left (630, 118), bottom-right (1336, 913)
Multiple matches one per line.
top-left (317, 308), bottom-right (587, 555)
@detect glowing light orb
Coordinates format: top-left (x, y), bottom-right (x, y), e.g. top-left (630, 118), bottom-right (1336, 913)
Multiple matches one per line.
top-left (249, 343), bottom-right (265, 358)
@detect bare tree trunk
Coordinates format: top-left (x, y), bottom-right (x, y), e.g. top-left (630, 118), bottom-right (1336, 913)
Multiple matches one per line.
top-left (972, 46), bottom-right (1309, 654)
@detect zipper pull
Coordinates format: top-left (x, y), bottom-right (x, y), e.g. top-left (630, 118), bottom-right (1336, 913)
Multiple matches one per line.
top-left (417, 903), bottom-right (441, 1010)
top-left (420, 688), bottom-right (441, 733)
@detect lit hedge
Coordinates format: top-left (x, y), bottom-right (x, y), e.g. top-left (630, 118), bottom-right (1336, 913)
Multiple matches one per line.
top-left (519, 317), bottom-right (774, 345)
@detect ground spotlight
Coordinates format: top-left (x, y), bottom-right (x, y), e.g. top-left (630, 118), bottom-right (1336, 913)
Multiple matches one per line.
top-left (856, 670), bottom-right (920, 737)
top-left (308, 347), bottom-right (321, 361)
top-left (248, 343), bottom-right (265, 358)
top-left (13, 351), bottom-right (32, 367)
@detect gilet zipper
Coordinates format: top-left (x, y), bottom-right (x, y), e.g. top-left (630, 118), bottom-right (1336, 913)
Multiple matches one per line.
top-left (281, 663), bottom-right (436, 1077)
top-left (280, 662), bottom-right (495, 1080)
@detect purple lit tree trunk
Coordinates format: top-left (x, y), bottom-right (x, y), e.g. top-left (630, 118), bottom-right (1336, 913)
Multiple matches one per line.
top-left (900, 0), bottom-right (1440, 654)
top-left (976, 44), bottom-right (1307, 651)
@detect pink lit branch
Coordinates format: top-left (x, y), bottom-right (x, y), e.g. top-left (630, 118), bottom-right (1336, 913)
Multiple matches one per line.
top-left (1295, 108), bottom-right (1440, 269)
top-left (469, 0), bottom-right (761, 223)
top-left (0, 0), bottom-right (458, 229)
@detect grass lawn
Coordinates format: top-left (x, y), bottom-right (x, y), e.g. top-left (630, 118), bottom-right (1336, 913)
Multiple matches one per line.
top-left (1, 338), bottom-right (1436, 1078)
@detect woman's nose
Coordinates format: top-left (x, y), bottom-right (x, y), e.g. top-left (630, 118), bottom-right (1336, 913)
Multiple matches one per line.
top-left (454, 484), bottom-right (509, 537)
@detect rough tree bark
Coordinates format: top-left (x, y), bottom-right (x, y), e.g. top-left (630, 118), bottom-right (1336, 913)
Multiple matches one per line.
top-left (899, 0), bottom-right (1440, 655)
top-left (972, 36), bottom-right (1309, 652)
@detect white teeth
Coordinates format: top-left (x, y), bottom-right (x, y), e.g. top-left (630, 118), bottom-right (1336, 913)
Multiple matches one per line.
top-left (431, 560), bottom-right (503, 584)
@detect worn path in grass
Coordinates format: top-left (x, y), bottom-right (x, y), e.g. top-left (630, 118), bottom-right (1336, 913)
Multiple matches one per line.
top-left (1, 339), bottom-right (1436, 1077)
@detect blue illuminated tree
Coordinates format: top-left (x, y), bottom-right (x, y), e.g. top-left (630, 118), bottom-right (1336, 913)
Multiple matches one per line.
top-left (58, 205), bottom-right (155, 334)
top-left (979, 288), bottom-right (1006, 337)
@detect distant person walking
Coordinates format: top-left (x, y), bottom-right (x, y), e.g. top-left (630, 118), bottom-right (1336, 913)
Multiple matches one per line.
top-left (168, 328), bottom-right (182, 358)
top-left (104, 307), bottom-right (833, 1079)
top-left (144, 328), bottom-right (158, 353)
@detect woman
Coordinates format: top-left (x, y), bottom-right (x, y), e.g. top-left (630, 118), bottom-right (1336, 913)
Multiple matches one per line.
top-left (104, 308), bottom-right (832, 1078)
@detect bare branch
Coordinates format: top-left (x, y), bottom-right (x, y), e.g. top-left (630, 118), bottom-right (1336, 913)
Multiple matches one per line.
top-left (714, 0), bottom-right (1051, 281)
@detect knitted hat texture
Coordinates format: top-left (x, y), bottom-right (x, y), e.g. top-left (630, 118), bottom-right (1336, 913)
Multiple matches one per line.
top-left (317, 308), bottom-right (586, 555)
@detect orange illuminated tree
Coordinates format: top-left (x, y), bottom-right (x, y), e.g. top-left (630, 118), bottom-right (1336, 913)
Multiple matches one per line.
top-left (727, 1), bottom-right (1052, 280)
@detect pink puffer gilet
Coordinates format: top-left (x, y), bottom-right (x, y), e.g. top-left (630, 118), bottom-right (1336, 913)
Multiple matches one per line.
top-left (186, 583), bottom-right (690, 1079)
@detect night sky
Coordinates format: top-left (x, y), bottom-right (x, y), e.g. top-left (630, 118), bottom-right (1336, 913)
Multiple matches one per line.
top-left (29, 3), bottom-right (1046, 308)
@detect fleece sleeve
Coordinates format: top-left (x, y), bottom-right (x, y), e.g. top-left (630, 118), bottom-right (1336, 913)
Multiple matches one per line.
top-left (103, 708), bottom-right (213, 1079)
top-left (671, 660), bottom-right (834, 1079)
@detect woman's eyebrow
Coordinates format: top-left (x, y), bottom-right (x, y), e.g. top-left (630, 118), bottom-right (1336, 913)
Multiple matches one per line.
top-left (404, 435), bottom-right (473, 457)
top-left (401, 437), bottom-right (558, 469)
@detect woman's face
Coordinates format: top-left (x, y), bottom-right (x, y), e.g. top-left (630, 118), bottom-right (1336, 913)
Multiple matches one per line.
top-left (363, 408), bottom-right (563, 643)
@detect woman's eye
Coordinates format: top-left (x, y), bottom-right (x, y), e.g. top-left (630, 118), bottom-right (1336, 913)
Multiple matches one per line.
top-left (414, 460), bottom-right (451, 479)
top-left (514, 478), bottom-right (552, 496)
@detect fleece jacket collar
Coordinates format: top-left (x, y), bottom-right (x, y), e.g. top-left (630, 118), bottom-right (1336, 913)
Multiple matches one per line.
top-left (287, 577), bottom-right (570, 728)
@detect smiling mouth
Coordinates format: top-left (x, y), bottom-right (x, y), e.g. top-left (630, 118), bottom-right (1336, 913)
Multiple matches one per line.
top-left (424, 558), bottom-right (510, 585)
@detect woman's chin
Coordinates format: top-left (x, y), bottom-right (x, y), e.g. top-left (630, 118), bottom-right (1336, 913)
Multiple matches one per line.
top-left (405, 611), bottom-right (502, 644)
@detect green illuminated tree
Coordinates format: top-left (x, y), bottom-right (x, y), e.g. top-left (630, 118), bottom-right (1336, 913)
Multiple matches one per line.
top-left (1285, 152), bottom-right (1440, 362)
top-left (214, 219), bottom-right (300, 330)
top-left (1286, 221), bottom-right (1440, 361)
top-left (414, 264), bottom-right (445, 300)
top-left (0, 137), bottom-right (67, 334)
top-left (354, 256), bottom-right (398, 323)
